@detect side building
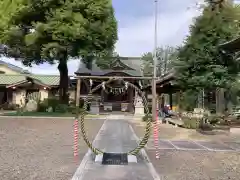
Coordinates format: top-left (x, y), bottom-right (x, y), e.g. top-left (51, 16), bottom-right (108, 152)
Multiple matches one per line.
top-left (0, 60), bottom-right (63, 106)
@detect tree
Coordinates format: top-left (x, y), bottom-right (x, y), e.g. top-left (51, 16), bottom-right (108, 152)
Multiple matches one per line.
top-left (0, 0), bottom-right (117, 103)
top-left (174, 0), bottom-right (240, 91)
top-left (141, 46), bottom-right (177, 77)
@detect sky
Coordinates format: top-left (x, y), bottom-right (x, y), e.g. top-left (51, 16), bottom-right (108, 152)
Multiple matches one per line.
top-left (0, 0), bottom-right (235, 75)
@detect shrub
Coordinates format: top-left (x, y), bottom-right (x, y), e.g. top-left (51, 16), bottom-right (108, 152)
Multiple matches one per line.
top-left (1, 103), bottom-right (19, 110)
top-left (46, 98), bottom-right (59, 112)
top-left (142, 114), bottom-right (153, 122)
top-left (67, 105), bottom-right (75, 113)
top-left (208, 115), bottom-right (223, 125)
top-left (198, 117), bottom-right (214, 131)
top-left (55, 104), bottom-right (68, 113)
top-left (183, 118), bottom-right (198, 129)
top-left (199, 123), bottom-right (213, 131)
top-left (36, 98), bottom-right (61, 112)
top-left (37, 102), bottom-right (48, 112)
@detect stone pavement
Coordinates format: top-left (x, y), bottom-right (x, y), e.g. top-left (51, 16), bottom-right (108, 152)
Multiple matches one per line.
top-left (72, 115), bottom-right (158, 180)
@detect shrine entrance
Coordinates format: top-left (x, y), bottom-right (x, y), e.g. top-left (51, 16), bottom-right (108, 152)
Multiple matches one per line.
top-left (100, 77), bottom-right (136, 113)
top-left (79, 78), bottom-right (151, 156)
top-left (73, 56), bottom-right (151, 159)
top-left (74, 56), bottom-right (145, 115)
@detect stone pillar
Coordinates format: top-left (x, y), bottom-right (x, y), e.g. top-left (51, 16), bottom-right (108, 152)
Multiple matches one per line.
top-left (216, 88), bottom-right (225, 114)
top-left (76, 78), bottom-right (81, 107)
top-left (197, 89), bottom-right (204, 109)
top-left (134, 92), bottom-right (144, 116)
top-left (128, 88), bottom-right (134, 112)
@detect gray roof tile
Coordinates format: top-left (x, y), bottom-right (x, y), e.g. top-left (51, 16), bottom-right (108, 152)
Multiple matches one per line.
top-left (75, 56), bottom-right (143, 76)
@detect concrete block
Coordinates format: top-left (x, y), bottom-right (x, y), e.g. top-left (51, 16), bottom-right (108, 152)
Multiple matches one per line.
top-left (95, 154), bottom-right (103, 162)
top-left (127, 155), bottom-right (137, 163)
top-left (94, 154), bottom-right (137, 163)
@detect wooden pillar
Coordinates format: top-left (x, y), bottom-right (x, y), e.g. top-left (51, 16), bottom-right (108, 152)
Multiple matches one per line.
top-left (76, 78), bottom-right (81, 107)
top-left (169, 91), bottom-right (173, 110)
top-left (160, 94), bottom-right (164, 109)
top-left (177, 90), bottom-right (183, 116)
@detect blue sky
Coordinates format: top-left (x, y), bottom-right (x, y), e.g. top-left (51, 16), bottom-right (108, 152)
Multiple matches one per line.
top-left (1, 0), bottom-right (235, 75)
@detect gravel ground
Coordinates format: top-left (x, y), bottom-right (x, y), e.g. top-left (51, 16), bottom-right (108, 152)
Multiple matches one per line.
top-left (147, 149), bottom-right (240, 180)
top-left (0, 117), bottom-right (105, 180)
top-left (131, 120), bottom-right (240, 142)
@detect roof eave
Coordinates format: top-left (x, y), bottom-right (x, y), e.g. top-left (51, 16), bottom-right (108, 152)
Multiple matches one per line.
top-left (219, 37), bottom-right (240, 51)
top-left (6, 80), bottom-right (29, 88)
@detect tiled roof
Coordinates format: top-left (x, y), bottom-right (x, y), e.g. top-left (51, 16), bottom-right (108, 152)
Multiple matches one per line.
top-left (75, 56), bottom-right (143, 76)
top-left (120, 57), bottom-right (143, 76)
top-left (30, 75), bottom-right (60, 86)
top-left (0, 74), bottom-right (60, 86)
top-left (0, 75), bottom-right (26, 85)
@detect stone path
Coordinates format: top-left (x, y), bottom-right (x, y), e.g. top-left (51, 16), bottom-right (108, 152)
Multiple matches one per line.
top-left (146, 138), bottom-right (240, 151)
top-left (72, 115), bottom-right (159, 180)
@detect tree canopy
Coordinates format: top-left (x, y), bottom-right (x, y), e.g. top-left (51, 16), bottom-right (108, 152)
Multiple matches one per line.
top-left (174, 0), bottom-right (240, 91)
top-left (0, 0), bottom-right (117, 102)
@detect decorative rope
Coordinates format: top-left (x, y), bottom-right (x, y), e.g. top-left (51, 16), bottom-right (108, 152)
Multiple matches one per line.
top-left (79, 78), bottom-right (151, 156)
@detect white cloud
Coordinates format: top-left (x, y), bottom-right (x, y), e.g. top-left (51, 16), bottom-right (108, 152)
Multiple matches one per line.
top-left (116, 1), bottom-right (202, 56)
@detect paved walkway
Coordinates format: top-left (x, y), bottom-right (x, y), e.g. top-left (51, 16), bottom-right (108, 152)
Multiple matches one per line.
top-left (72, 115), bottom-right (159, 180)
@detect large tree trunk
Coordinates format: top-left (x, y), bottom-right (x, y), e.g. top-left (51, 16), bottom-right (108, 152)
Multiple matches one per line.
top-left (58, 56), bottom-right (69, 104)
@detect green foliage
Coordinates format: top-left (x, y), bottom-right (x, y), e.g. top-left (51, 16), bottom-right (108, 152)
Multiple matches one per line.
top-left (0, 0), bottom-right (117, 102)
top-left (142, 46), bottom-right (177, 77)
top-left (142, 114), bottom-right (153, 122)
top-left (0, 0), bottom-right (24, 32)
top-left (37, 101), bottom-right (48, 112)
top-left (37, 97), bottom-right (60, 112)
top-left (182, 118), bottom-right (199, 129)
top-left (174, 1), bottom-right (240, 90)
top-left (198, 114), bottom-right (214, 130)
top-left (0, 102), bottom-right (19, 110)
top-left (208, 114), bottom-right (227, 125)
top-left (55, 104), bottom-right (68, 113)
top-left (36, 97), bottom-right (85, 114)
top-left (181, 90), bottom-right (199, 111)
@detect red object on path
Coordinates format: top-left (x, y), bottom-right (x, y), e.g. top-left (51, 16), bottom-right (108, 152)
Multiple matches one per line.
top-left (73, 119), bottom-right (79, 162)
top-left (153, 108), bottom-right (160, 159)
